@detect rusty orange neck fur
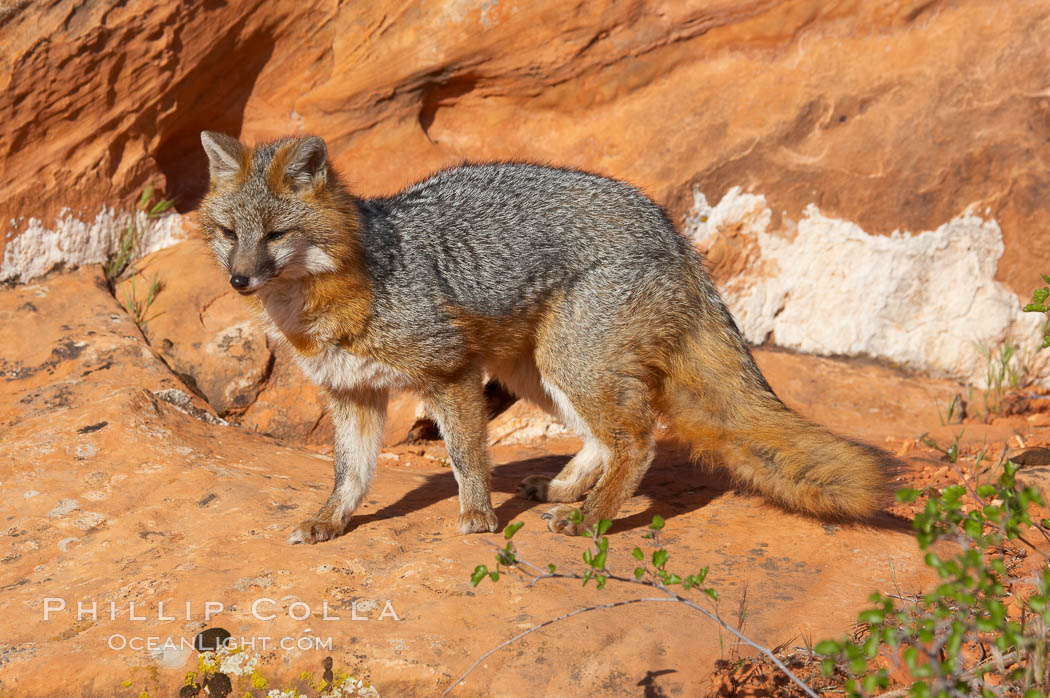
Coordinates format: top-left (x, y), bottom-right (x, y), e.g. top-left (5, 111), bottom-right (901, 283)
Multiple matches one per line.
top-left (248, 188), bottom-right (374, 358)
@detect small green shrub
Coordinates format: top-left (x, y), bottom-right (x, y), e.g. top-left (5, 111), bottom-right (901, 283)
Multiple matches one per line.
top-left (104, 185), bottom-right (174, 283)
top-left (816, 461), bottom-right (1050, 697)
top-left (1023, 275), bottom-right (1050, 350)
top-left (121, 273), bottom-right (163, 332)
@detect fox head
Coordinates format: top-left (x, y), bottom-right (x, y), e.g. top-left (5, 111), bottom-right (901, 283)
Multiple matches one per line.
top-left (198, 132), bottom-right (357, 295)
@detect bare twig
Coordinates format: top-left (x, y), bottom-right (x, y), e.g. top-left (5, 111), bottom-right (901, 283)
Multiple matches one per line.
top-left (445, 539), bottom-right (819, 698)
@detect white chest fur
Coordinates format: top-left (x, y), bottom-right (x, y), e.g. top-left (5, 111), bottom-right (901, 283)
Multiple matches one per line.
top-left (293, 343), bottom-right (412, 393)
top-left (257, 280), bottom-right (409, 393)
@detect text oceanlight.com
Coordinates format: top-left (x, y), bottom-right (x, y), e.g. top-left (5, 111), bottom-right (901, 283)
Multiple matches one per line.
top-left (107, 634), bottom-right (337, 652)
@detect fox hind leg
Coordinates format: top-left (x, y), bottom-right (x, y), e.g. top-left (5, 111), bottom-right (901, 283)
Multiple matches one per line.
top-left (518, 436), bottom-right (608, 502)
top-left (494, 359), bottom-right (609, 503)
top-left (533, 366), bottom-right (657, 535)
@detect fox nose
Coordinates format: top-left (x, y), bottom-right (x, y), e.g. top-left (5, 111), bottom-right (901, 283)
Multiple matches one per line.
top-left (230, 275), bottom-right (250, 291)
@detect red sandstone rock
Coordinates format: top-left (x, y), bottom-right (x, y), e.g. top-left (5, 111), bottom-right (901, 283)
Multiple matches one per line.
top-left (115, 240), bottom-right (273, 417)
top-left (3, 1), bottom-right (1049, 297)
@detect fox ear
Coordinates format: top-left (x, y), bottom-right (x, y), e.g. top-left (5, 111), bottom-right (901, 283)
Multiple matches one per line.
top-left (201, 131), bottom-right (246, 183)
top-left (283, 136), bottom-right (328, 191)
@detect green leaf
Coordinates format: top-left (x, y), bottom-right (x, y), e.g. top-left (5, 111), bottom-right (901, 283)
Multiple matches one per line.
top-left (634, 566), bottom-right (645, 580)
top-left (910, 680), bottom-right (931, 698)
top-left (470, 565), bottom-right (488, 587)
top-left (547, 563), bottom-right (556, 574)
top-left (488, 570), bottom-right (500, 582)
top-left (962, 516), bottom-right (983, 539)
top-left (496, 546), bottom-right (516, 566)
top-left (896, 488), bottom-right (920, 503)
top-left (504, 521), bottom-right (524, 539)
top-left (652, 549), bottom-right (669, 569)
top-left (649, 514), bottom-right (665, 531)
top-left (149, 198), bottom-right (175, 216)
top-left (814, 640), bottom-right (840, 656)
top-left (632, 547), bottom-right (644, 561)
top-left (596, 519), bottom-right (612, 536)
top-left (976, 484), bottom-right (997, 498)
top-left (704, 588), bottom-right (718, 601)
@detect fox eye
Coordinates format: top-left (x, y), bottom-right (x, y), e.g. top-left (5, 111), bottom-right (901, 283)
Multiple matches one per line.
top-left (219, 226), bottom-right (236, 241)
top-left (266, 229), bottom-right (289, 242)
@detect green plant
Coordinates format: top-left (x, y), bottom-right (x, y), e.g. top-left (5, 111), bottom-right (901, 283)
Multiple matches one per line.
top-left (979, 341), bottom-right (1031, 417)
top-left (453, 514), bottom-right (819, 697)
top-left (815, 459), bottom-right (1050, 697)
top-left (104, 185), bottom-right (174, 282)
top-left (920, 430), bottom-right (965, 464)
top-left (1024, 275), bottom-right (1050, 350)
top-left (122, 273), bottom-right (163, 331)
top-left (937, 395), bottom-right (965, 427)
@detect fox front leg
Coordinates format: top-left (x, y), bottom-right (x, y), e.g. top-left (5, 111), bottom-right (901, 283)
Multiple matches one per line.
top-left (423, 372), bottom-right (499, 534)
top-left (288, 388), bottom-right (388, 544)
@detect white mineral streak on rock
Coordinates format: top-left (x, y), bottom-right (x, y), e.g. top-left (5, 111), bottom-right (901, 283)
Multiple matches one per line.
top-left (683, 187), bottom-right (1049, 387)
top-left (2, 208), bottom-right (186, 282)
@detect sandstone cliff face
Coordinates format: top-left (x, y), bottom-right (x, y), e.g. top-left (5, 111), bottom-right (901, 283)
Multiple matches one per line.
top-left (3, 0), bottom-right (1048, 383)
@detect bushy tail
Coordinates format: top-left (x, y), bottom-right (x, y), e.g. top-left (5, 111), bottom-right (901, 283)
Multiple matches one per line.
top-left (662, 329), bottom-right (892, 520)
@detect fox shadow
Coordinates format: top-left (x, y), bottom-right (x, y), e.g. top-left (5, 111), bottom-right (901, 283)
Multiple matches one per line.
top-left (487, 441), bottom-right (732, 534)
top-left (346, 440), bottom-right (911, 536)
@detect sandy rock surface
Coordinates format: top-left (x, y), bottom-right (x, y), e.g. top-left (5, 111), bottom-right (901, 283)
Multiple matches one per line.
top-left (6, 262), bottom-right (1038, 696)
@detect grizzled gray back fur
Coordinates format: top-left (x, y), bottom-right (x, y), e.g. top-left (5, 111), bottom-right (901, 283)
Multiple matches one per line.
top-left (359, 163), bottom-right (750, 370)
top-left (366, 163), bottom-right (686, 311)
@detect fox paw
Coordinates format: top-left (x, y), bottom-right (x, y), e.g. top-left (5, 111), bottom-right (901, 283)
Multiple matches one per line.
top-left (458, 507), bottom-right (499, 534)
top-left (517, 475), bottom-right (552, 502)
top-left (540, 505), bottom-right (586, 536)
top-left (287, 518), bottom-right (347, 545)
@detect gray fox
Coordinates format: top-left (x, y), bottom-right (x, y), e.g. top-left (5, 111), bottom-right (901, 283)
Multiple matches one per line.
top-left (199, 131), bottom-right (891, 544)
